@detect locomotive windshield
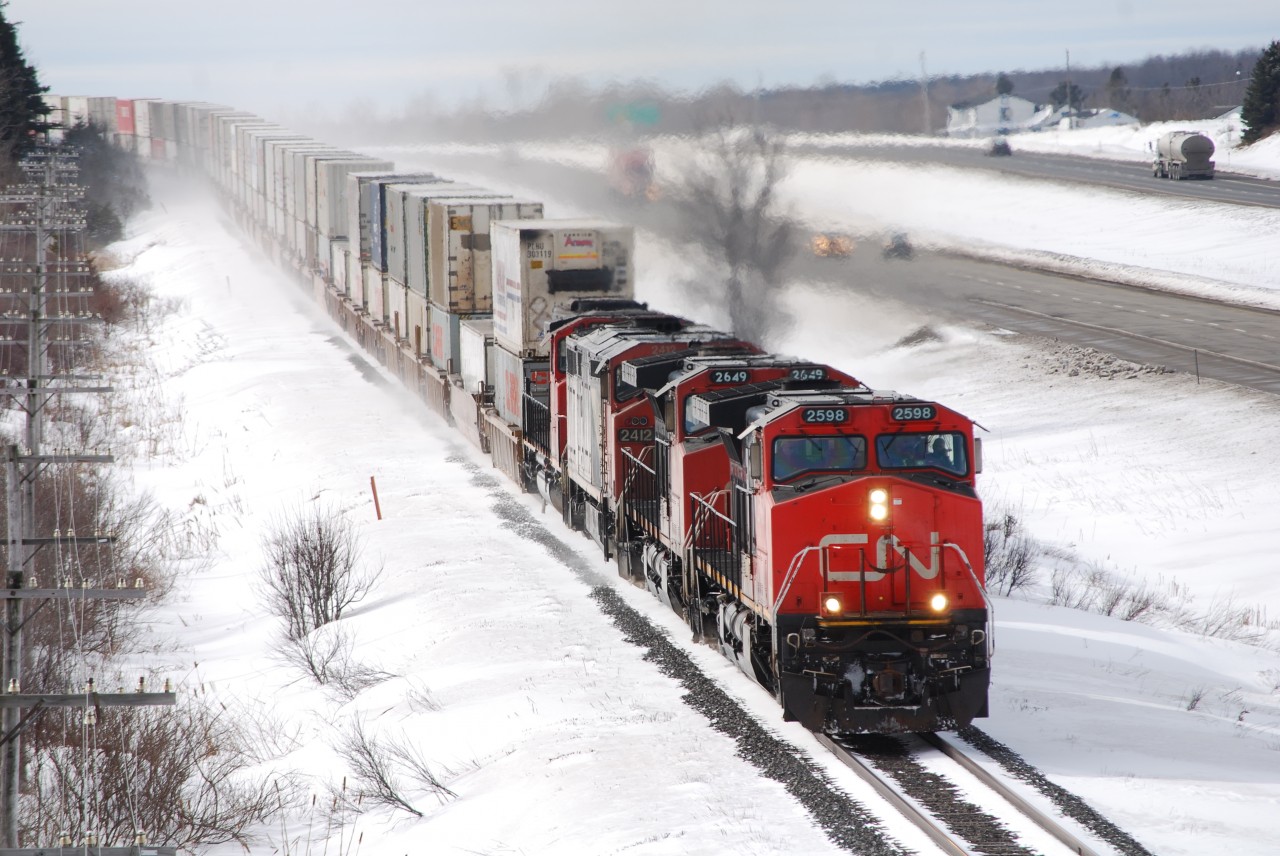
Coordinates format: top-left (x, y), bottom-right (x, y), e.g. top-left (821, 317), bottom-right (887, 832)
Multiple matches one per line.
top-left (876, 432), bottom-right (968, 477)
top-left (772, 435), bottom-right (867, 482)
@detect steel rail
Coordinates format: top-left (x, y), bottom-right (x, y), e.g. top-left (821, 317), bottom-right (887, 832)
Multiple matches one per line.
top-left (815, 733), bottom-right (973, 856)
top-left (918, 732), bottom-right (1103, 856)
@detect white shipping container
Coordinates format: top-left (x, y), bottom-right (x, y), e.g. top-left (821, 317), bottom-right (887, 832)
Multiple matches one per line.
top-left (300, 152), bottom-right (358, 263)
top-left (304, 152), bottom-right (359, 230)
top-left (427, 198), bottom-right (543, 314)
top-left (363, 264), bottom-right (384, 319)
top-left (331, 240), bottom-right (349, 294)
top-left (87, 97), bottom-right (116, 133)
top-left (429, 305), bottom-right (465, 373)
top-left (460, 318), bottom-right (495, 401)
top-left (384, 183), bottom-right (480, 291)
top-left (491, 343), bottom-right (549, 428)
top-left (366, 175), bottom-right (444, 274)
top-left (287, 148), bottom-right (343, 252)
top-left (61, 96), bottom-right (90, 127)
top-left (317, 160), bottom-right (394, 241)
top-left (271, 142), bottom-right (327, 238)
top-left (132, 99), bottom-right (161, 139)
top-left (344, 171), bottom-right (403, 266)
top-left (405, 289), bottom-right (429, 356)
top-left (404, 187), bottom-right (508, 300)
top-left (491, 220), bottom-right (636, 356)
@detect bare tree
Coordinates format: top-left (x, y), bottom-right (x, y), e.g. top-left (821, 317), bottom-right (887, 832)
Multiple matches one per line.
top-left (675, 117), bottom-right (795, 344)
top-left (259, 505), bottom-right (381, 640)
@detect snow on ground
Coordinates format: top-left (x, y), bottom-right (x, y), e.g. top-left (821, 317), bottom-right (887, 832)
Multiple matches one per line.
top-left (99, 121), bottom-right (1280, 855)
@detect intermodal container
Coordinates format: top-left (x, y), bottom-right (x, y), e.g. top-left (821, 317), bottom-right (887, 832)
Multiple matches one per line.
top-left (490, 220), bottom-right (636, 356)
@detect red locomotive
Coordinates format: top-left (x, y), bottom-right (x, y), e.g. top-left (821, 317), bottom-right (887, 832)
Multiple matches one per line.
top-left (542, 306), bottom-right (990, 733)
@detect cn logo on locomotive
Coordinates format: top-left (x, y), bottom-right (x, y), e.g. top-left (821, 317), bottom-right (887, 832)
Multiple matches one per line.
top-left (821, 532), bottom-right (941, 581)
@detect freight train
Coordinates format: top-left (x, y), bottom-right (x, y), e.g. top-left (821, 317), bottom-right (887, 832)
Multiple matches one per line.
top-left (81, 96), bottom-right (992, 734)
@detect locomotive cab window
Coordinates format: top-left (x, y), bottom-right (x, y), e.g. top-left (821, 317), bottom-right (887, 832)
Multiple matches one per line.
top-left (876, 432), bottom-right (968, 477)
top-left (614, 367), bottom-right (640, 402)
top-left (772, 435), bottom-right (867, 482)
top-left (683, 393), bottom-right (710, 435)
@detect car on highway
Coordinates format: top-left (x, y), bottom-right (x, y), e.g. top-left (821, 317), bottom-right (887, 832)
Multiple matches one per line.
top-left (987, 138), bottom-right (1013, 157)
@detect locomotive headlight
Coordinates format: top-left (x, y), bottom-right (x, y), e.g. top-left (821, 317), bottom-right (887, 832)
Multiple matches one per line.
top-left (821, 593), bottom-right (844, 617)
top-left (868, 487), bottom-right (890, 522)
top-left (929, 592), bottom-right (949, 613)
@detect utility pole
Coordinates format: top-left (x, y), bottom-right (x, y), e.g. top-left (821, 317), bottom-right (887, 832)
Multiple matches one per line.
top-left (1065, 49), bottom-right (1074, 129)
top-left (0, 147), bottom-right (175, 855)
top-left (919, 52), bottom-right (932, 135)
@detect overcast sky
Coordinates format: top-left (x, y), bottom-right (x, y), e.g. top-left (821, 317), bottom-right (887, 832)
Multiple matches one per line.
top-left (8, 0), bottom-right (1271, 118)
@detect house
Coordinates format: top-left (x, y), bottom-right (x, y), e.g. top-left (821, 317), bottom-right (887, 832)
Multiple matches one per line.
top-left (945, 95), bottom-right (1040, 137)
top-left (1024, 105), bottom-right (1140, 132)
top-left (947, 95), bottom-right (1139, 136)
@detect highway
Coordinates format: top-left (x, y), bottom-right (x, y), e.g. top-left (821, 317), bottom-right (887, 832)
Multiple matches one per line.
top-left (415, 148), bottom-right (1280, 396)
top-left (789, 141), bottom-right (1280, 209)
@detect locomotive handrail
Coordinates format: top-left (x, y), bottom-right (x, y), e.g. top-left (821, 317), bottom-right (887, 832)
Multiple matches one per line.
top-left (944, 541), bottom-right (995, 657)
top-left (687, 492), bottom-right (738, 583)
top-left (619, 446), bottom-right (655, 476)
top-left (774, 546), bottom-right (821, 624)
top-left (619, 446), bottom-right (660, 529)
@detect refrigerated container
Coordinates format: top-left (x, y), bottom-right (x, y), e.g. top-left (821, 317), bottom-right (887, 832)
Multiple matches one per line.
top-left (491, 220), bottom-right (636, 356)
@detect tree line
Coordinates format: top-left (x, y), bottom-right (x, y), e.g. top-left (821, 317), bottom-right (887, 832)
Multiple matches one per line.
top-left (323, 45), bottom-right (1275, 142)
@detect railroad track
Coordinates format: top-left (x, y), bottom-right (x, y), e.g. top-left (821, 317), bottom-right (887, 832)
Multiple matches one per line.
top-left (817, 729), bottom-right (1150, 856)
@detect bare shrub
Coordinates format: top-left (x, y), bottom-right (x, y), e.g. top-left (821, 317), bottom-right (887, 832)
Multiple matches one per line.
top-left (983, 511), bottom-right (1039, 595)
top-left (332, 716), bottom-right (459, 816)
top-left (259, 505), bottom-right (381, 640)
top-left (21, 688), bottom-right (280, 850)
top-left (1171, 595), bottom-right (1271, 644)
top-left (279, 623), bottom-right (395, 701)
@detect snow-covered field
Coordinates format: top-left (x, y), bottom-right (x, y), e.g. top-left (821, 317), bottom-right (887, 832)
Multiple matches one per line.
top-left (102, 120), bottom-right (1280, 856)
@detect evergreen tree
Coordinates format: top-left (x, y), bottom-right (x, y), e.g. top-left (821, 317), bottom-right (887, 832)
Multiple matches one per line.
top-left (62, 122), bottom-right (150, 247)
top-left (1106, 67), bottom-right (1131, 112)
top-left (1050, 81), bottom-right (1086, 112)
top-left (0, 1), bottom-right (49, 161)
top-left (995, 73), bottom-right (1014, 96)
top-left (1241, 40), bottom-right (1280, 144)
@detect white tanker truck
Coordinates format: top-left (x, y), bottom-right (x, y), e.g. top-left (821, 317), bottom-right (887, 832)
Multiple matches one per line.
top-left (1152, 131), bottom-right (1215, 180)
